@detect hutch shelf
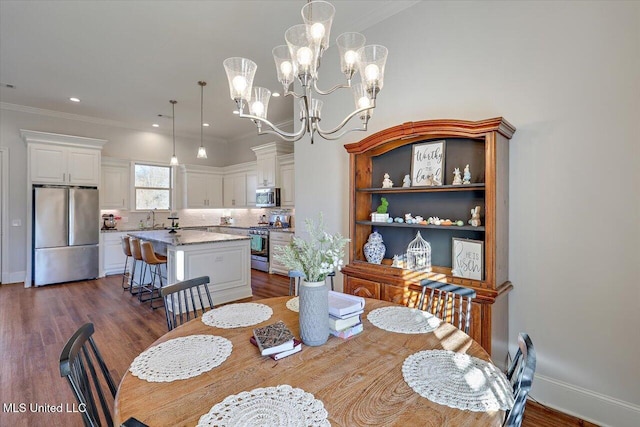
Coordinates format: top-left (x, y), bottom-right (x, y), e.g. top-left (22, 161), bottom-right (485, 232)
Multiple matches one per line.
top-left (342, 118), bottom-right (515, 360)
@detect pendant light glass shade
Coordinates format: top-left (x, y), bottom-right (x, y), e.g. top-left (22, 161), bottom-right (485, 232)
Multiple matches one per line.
top-left (169, 100), bottom-right (178, 165)
top-left (197, 81), bottom-right (208, 159)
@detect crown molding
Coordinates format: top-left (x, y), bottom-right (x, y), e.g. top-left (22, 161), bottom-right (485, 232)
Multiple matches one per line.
top-left (0, 102), bottom-right (228, 146)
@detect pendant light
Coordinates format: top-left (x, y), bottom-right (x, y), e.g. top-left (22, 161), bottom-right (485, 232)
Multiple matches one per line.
top-left (169, 100), bottom-right (179, 166)
top-left (196, 81), bottom-right (208, 159)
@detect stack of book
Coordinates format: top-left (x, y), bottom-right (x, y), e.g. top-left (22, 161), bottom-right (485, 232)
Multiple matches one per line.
top-left (328, 291), bottom-right (365, 339)
top-left (251, 320), bottom-right (302, 361)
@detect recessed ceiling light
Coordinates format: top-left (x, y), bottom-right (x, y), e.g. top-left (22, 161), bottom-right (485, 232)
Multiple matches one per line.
top-left (69, 97), bottom-right (80, 102)
top-left (203, 123), bottom-right (210, 127)
top-left (272, 92), bottom-right (281, 97)
top-left (152, 123), bottom-right (160, 128)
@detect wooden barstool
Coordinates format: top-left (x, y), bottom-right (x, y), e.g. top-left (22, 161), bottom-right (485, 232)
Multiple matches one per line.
top-left (120, 236), bottom-right (133, 291)
top-left (128, 237), bottom-right (147, 296)
top-left (140, 240), bottom-right (167, 309)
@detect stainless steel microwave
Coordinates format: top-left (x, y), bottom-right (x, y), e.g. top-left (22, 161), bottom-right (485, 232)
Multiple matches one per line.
top-left (256, 187), bottom-right (280, 208)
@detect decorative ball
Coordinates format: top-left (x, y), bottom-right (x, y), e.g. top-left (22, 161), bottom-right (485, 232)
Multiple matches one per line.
top-left (456, 220), bottom-right (464, 226)
top-left (386, 217), bottom-right (394, 223)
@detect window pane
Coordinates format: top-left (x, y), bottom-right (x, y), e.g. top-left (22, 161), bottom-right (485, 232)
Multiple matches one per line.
top-left (136, 189), bottom-right (170, 210)
top-left (135, 164), bottom-right (170, 188)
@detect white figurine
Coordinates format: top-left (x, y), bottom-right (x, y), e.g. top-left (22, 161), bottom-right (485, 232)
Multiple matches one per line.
top-left (469, 206), bottom-right (481, 227)
top-left (452, 167), bottom-right (463, 185)
top-left (382, 173), bottom-right (394, 188)
top-left (402, 174), bottom-right (411, 187)
top-left (392, 255), bottom-right (401, 268)
top-left (463, 164), bottom-right (471, 185)
top-left (432, 175), bottom-right (442, 186)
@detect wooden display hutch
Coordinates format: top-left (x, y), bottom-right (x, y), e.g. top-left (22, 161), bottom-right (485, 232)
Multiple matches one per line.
top-left (342, 118), bottom-right (515, 361)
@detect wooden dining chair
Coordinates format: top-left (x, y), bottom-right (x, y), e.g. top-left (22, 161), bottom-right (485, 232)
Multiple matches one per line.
top-left (288, 270), bottom-right (334, 296)
top-left (159, 276), bottom-right (214, 331)
top-left (418, 279), bottom-right (476, 334)
top-left (60, 322), bottom-right (117, 427)
top-left (504, 333), bottom-right (537, 427)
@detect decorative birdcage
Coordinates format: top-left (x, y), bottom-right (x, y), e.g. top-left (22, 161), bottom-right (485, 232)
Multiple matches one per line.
top-left (406, 231), bottom-right (432, 272)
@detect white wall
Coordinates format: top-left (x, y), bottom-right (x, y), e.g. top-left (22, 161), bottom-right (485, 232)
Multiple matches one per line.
top-left (296, 1), bottom-right (639, 426)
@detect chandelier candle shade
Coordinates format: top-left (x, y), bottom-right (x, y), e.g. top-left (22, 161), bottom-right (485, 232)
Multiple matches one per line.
top-left (197, 81), bottom-right (208, 159)
top-left (223, 0), bottom-right (388, 143)
top-left (169, 100), bottom-right (178, 166)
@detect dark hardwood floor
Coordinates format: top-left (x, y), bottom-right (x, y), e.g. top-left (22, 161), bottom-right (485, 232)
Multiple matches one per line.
top-left (0, 272), bottom-right (596, 427)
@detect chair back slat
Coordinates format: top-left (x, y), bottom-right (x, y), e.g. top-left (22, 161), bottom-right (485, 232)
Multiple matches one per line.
top-left (160, 276), bottom-right (213, 331)
top-left (418, 279), bottom-right (476, 334)
top-left (60, 323), bottom-right (116, 427)
top-left (504, 333), bottom-right (536, 427)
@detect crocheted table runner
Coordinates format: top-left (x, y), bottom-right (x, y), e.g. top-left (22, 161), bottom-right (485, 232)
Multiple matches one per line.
top-left (197, 384), bottom-right (330, 426)
top-left (402, 350), bottom-right (514, 412)
top-left (129, 335), bottom-right (232, 383)
top-left (202, 303), bottom-right (273, 328)
top-left (367, 306), bottom-right (441, 334)
top-left (285, 297), bottom-right (299, 313)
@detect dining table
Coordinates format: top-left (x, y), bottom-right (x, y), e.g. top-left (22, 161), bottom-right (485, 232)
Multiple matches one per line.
top-left (114, 296), bottom-right (509, 426)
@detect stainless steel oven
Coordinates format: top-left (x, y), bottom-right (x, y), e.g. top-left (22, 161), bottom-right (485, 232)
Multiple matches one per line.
top-left (248, 227), bottom-right (269, 272)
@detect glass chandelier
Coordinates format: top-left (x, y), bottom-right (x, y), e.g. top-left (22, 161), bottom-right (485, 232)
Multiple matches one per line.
top-left (223, 0), bottom-right (388, 143)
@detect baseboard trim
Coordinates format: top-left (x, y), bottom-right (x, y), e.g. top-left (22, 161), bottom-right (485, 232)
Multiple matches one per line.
top-left (1, 271), bottom-right (26, 285)
top-left (532, 374), bottom-right (640, 427)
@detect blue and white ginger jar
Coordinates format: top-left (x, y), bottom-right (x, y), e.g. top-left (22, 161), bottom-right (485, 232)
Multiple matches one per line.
top-left (364, 231), bottom-right (386, 264)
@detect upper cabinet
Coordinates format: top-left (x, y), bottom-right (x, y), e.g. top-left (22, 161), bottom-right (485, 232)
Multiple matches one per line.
top-left (29, 143), bottom-right (102, 185)
top-left (101, 158), bottom-right (130, 209)
top-left (251, 141), bottom-right (294, 188)
top-left (181, 166), bottom-right (223, 209)
top-left (279, 154), bottom-right (295, 207)
top-left (223, 173), bottom-right (247, 208)
top-left (22, 130), bottom-right (106, 186)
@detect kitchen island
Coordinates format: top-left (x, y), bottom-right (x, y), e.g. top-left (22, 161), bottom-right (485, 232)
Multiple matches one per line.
top-left (127, 229), bottom-right (252, 305)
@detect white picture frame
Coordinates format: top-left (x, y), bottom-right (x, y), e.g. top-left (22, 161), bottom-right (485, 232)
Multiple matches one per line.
top-left (451, 238), bottom-right (483, 280)
top-left (411, 140), bottom-right (446, 186)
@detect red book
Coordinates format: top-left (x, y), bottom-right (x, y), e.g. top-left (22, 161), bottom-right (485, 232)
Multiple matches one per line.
top-left (250, 336), bottom-right (302, 360)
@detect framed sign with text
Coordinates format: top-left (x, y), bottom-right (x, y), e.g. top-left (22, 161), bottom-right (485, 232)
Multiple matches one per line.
top-left (451, 238), bottom-right (483, 280)
top-left (411, 140), bottom-right (445, 186)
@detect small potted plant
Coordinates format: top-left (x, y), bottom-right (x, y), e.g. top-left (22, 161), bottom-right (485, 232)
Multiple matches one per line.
top-left (273, 213), bottom-right (349, 346)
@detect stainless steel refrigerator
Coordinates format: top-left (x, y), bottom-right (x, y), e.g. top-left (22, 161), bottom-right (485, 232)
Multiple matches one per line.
top-left (33, 186), bottom-right (99, 286)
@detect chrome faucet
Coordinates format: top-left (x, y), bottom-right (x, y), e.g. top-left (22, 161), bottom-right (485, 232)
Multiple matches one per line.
top-left (148, 209), bottom-right (156, 229)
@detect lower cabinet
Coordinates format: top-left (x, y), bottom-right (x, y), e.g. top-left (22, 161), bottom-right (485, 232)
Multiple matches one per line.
top-left (101, 232), bottom-right (130, 276)
top-left (269, 231), bottom-right (294, 275)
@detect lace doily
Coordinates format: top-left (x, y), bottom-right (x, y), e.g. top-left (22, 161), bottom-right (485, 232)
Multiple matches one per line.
top-left (197, 384), bottom-right (330, 427)
top-left (402, 350), bottom-right (514, 412)
top-left (286, 297), bottom-right (299, 312)
top-left (367, 306), bottom-right (441, 334)
top-left (201, 303), bottom-right (273, 328)
top-left (129, 335), bottom-right (232, 383)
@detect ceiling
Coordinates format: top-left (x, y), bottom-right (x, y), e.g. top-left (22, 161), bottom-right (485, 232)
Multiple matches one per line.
top-left (0, 1), bottom-right (418, 143)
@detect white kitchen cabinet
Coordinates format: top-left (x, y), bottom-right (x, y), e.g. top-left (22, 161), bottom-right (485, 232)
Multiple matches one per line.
top-left (223, 173), bottom-right (246, 207)
top-left (279, 154), bottom-right (295, 207)
top-left (186, 171), bottom-right (223, 208)
top-left (101, 161), bottom-right (129, 209)
top-left (255, 155), bottom-right (277, 187)
top-left (100, 231), bottom-right (130, 276)
top-left (251, 141), bottom-right (294, 188)
top-left (246, 172), bottom-right (257, 207)
top-left (30, 143), bottom-right (101, 185)
top-left (269, 230), bottom-right (294, 275)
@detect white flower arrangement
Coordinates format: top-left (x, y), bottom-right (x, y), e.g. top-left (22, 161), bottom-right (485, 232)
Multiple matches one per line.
top-left (273, 213), bottom-right (350, 282)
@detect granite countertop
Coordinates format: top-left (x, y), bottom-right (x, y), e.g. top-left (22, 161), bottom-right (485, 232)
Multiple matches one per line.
top-left (127, 229), bottom-right (249, 246)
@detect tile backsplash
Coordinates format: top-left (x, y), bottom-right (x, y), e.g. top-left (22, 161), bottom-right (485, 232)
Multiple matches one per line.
top-left (101, 208), bottom-right (294, 230)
